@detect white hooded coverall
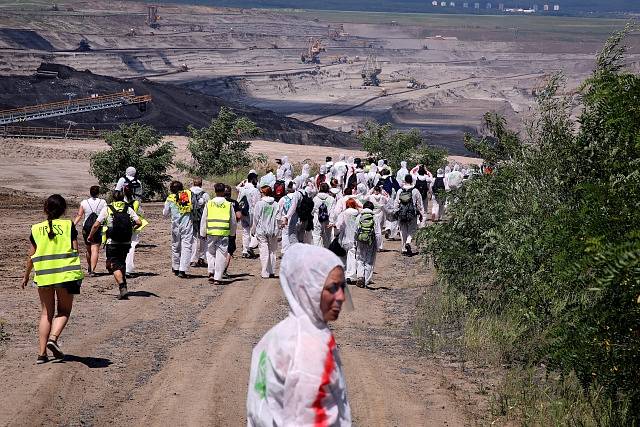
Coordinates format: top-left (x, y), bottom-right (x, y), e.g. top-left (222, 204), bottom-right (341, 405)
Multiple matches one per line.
top-left (246, 244), bottom-right (352, 426)
top-left (252, 196), bottom-right (280, 278)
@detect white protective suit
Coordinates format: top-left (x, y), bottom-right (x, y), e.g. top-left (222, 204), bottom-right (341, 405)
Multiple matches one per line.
top-left (312, 192), bottom-right (336, 248)
top-left (163, 196), bottom-right (193, 273)
top-left (246, 244), bottom-right (352, 427)
top-left (336, 207), bottom-right (360, 282)
top-left (355, 208), bottom-right (381, 286)
top-left (277, 156), bottom-right (293, 181)
top-left (251, 196), bottom-right (280, 278)
top-left (237, 182), bottom-right (261, 255)
top-left (259, 171), bottom-right (277, 189)
top-left (447, 164), bottom-right (464, 189)
top-left (396, 161), bottom-right (409, 184)
top-left (367, 192), bottom-right (388, 250)
top-left (294, 164), bottom-right (311, 189)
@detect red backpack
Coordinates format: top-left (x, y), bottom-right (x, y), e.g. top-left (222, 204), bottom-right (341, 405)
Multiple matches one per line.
top-left (273, 180), bottom-right (286, 201)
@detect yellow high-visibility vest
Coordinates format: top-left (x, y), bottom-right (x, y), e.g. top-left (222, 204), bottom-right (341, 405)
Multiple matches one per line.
top-left (206, 200), bottom-right (231, 236)
top-left (31, 219), bottom-right (83, 286)
top-left (167, 190), bottom-right (193, 214)
top-left (130, 200), bottom-right (149, 232)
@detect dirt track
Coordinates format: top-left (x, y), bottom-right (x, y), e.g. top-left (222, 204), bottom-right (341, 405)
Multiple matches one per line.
top-left (0, 194), bottom-right (483, 426)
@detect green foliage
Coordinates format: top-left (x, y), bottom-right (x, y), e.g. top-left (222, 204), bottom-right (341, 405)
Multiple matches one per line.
top-left (417, 29), bottom-right (640, 422)
top-left (179, 107), bottom-right (261, 178)
top-left (358, 121), bottom-right (447, 171)
top-left (90, 123), bottom-right (175, 200)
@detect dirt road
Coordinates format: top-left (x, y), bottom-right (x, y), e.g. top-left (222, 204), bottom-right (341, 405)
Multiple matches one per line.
top-left (0, 194), bottom-right (481, 426)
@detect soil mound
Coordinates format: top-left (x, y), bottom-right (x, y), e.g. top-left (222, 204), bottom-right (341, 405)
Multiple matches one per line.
top-left (0, 64), bottom-right (359, 147)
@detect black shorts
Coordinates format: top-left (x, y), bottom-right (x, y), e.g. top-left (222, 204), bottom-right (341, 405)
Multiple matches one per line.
top-left (82, 229), bottom-right (101, 246)
top-left (106, 244), bottom-right (130, 273)
top-left (39, 280), bottom-right (81, 295)
top-left (228, 235), bottom-right (237, 255)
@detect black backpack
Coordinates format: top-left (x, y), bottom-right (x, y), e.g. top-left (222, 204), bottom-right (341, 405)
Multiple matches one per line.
top-left (432, 176), bottom-right (446, 194)
top-left (296, 191), bottom-right (314, 231)
top-left (397, 189), bottom-right (417, 223)
top-left (82, 200), bottom-right (100, 239)
top-left (318, 200), bottom-right (330, 223)
top-left (191, 191), bottom-right (205, 233)
top-left (415, 178), bottom-right (429, 198)
top-left (239, 194), bottom-right (250, 217)
top-left (107, 204), bottom-right (133, 243)
top-left (124, 176), bottom-right (142, 200)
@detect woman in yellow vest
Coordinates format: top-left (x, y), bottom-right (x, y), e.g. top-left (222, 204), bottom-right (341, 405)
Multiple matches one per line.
top-left (163, 180), bottom-right (193, 278)
top-left (21, 194), bottom-right (84, 364)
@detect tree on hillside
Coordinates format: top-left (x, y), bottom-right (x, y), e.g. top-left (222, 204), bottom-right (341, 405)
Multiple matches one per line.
top-left (180, 107), bottom-right (261, 177)
top-left (90, 123), bottom-right (175, 200)
top-left (358, 121), bottom-right (447, 171)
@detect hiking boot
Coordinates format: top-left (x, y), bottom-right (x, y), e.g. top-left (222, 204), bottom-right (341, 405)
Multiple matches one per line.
top-left (355, 278), bottom-right (365, 288)
top-left (248, 248), bottom-right (256, 258)
top-left (197, 259), bottom-right (208, 267)
top-left (46, 339), bottom-right (64, 360)
top-left (241, 253), bottom-right (250, 259)
top-left (36, 355), bottom-right (49, 364)
top-left (177, 271), bottom-right (188, 279)
top-left (172, 269), bottom-right (179, 276)
top-left (384, 229), bottom-right (390, 239)
top-left (118, 283), bottom-right (129, 300)
top-left (405, 244), bottom-right (412, 256)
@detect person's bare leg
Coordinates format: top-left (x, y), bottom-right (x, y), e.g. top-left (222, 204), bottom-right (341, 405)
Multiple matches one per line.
top-left (90, 244), bottom-right (99, 274)
top-left (37, 287), bottom-right (55, 356)
top-left (114, 269), bottom-right (124, 285)
top-left (85, 244), bottom-right (92, 272)
top-left (50, 288), bottom-right (74, 341)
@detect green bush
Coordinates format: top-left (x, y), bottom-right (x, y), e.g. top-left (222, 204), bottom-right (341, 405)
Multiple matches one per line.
top-left (90, 123), bottom-right (175, 200)
top-left (358, 121), bottom-right (448, 171)
top-left (179, 106), bottom-right (261, 178)
top-left (417, 29), bottom-right (640, 423)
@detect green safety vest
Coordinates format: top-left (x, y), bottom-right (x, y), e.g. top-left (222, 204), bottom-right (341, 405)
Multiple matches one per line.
top-left (206, 200), bottom-right (231, 236)
top-left (31, 219), bottom-right (83, 286)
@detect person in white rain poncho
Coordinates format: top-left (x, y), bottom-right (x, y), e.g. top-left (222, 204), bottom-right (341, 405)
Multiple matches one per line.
top-left (395, 160), bottom-right (409, 184)
top-left (237, 173), bottom-right (261, 258)
top-left (247, 243), bottom-right (351, 427)
top-left (312, 183), bottom-right (336, 248)
top-left (163, 181), bottom-right (194, 278)
top-left (251, 186), bottom-right (280, 279)
top-left (294, 163), bottom-right (311, 189)
top-left (367, 186), bottom-right (388, 250)
top-left (335, 198), bottom-right (360, 284)
top-left (355, 201), bottom-right (381, 288)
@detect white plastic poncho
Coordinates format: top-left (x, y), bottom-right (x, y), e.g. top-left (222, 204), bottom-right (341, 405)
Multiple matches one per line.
top-left (247, 244), bottom-right (352, 427)
top-left (396, 161), bottom-right (409, 183)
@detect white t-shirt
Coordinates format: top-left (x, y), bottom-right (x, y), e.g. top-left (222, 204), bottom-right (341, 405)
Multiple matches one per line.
top-left (81, 198), bottom-right (107, 225)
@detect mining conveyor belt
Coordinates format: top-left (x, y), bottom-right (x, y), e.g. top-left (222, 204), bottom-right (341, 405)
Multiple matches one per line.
top-left (0, 90), bottom-right (152, 125)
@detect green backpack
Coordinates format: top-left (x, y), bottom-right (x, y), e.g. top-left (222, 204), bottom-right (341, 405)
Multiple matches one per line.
top-left (356, 212), bottom-right (376, 244)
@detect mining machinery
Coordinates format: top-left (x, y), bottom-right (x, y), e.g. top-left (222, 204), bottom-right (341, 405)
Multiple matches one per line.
top-left (300, 38), bottom-right (325, 64)
top-left (146, 5), bottom-right (160, 29)
top-left (361, 52), bottom-right (381, 86)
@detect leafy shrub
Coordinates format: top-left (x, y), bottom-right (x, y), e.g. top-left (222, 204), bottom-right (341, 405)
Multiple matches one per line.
top-left (179, 106), bottom-right (261, 177)
top-left (417, 29), bottom-right (640, 423)
top-left (90, 123), bottom-right (175, 200)
top-left (358, 121), bottom-right (448, 171)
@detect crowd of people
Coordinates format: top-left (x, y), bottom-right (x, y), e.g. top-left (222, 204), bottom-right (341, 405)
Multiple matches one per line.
top-left (20, 157), bottom-right (471, 424)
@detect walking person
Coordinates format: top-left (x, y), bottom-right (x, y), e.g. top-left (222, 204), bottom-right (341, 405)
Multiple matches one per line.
top-left (431, 168), bottom-right (447, 222)
top-left (22, 194), bottom-right (84, 364)
top-left (123, 185), bottom-right (148, 277)
top-left (237, 173), bottom-right (261, 258)
top-left (246, 244), bottom-right (351, 426)
top-left (335, 198), bottom-right (360, 284)
top-left (278, 183), bottom-right (296, 255)
top-left (223, 184), bottom-right (241, 278)
top-left (395, 174), bottom-right (425, 256)
top-left (367, 186), bottom-right (388, 250)
top-left (87, 190), bottom-right (141, 300)
top-left (73, 185), bottom-right (106, 276)
top-left (115, 166), bottom-right (143, 200)
top-left (355, 201), bottom-right (381, 288)
top-left (190, 177), bottom-right (210, 268)
top-left (201, 183), bottom-right (237, 285)
top-left (163, 181), bottom-right (194, 278)
top-left (251, 186), bottom-right (280, 279)
top-left (312, 183), bottom-right (336, 248)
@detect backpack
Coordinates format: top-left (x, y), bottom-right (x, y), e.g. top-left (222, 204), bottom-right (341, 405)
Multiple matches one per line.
top-left (107, 204), bottom-right (133, 243)
top-left (415, 178), bottom-right (429, 198)
top-left (239, 194), bottom-right (250, 217)
top-left (261, 202), bottom-right (279, 237)
top-left (432, 176), bottom-right (446, 194)
top-left (273, 180), bottom-right (286, 201)
top-left (190, 191), bottom-right (205, 233)
top-left (317, 200), bottom-right (330, 223)
top-left (124, 176), bottom-right (142, 200)
top-left (356, 212), bottom-right (376, 244)
top-left (296, 191), bottom-right (314, 231)
top-left (397, 189), bottom-right (417, 223)
top-left (282, 194), bottom-right (293, 215)
top-left (82, 200), bottom-right (101, 240)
